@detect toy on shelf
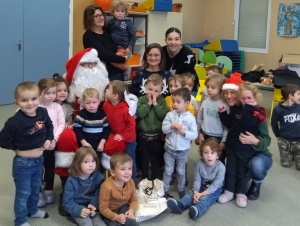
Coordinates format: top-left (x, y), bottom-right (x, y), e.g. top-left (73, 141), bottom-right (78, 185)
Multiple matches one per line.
top-left (136, 30), bottom-right (144, 36)
top-left (203, 40), bottom-right (238, 52)
top-left (137, 0), bottom-right (172, 11)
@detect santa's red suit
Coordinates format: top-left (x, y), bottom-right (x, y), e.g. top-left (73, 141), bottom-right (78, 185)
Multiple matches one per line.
top-left (54, 48), bottom-right (109, 177)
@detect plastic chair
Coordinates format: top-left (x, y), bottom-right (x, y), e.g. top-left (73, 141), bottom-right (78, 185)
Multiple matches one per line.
top-left (198, 49), bottom-right (204, 63)
top-left (216, 56), bottom-right (233, 71)
top-left (196, 80), bottom-right (206, 102)
top-left (269, 88), bottom-right (283, 123)
top-left (201, 51), bottom-right (217, 65)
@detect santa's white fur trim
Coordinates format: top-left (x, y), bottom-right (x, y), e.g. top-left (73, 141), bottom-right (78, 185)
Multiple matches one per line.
top-left (102, 153), bottom-right (111, 170)
top-left (128, 93), bottom-right (138, 103)
top-left (222, 84), bottom-right (239, 91)
top-left (55, 151), bottom-right (75, 168)
top-left (80, 49), bottom-right (98, 63)
top-left (67, 85), bottom-right (76, 103)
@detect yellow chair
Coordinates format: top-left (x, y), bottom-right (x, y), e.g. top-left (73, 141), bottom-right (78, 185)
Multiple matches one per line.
top-left (196, 80), bottom-right (206, 102)
top-left (269, 88), bottom-right (283, 123)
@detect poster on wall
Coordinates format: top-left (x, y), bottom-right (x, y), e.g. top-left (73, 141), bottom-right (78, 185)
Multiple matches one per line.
top-left (277, 3), bottom-right (300, 37)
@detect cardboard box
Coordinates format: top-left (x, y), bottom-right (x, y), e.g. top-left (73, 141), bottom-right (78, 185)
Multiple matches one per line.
top-left (282, 54), bottom-right (300, 64)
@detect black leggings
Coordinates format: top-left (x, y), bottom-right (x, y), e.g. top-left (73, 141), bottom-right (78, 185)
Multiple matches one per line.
top-left (43, 150), bottom-right (55, 190)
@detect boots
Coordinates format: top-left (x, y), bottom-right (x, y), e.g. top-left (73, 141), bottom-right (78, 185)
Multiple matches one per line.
top-left (247, 181), bottom-right (261, 200)
top-left (58, 192), bottom-right (70, 216)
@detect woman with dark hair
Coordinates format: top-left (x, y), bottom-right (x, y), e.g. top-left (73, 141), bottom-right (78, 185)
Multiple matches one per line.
top-left (162, 27), bottom-right (198, 92)
top-left (82, 5), bottom-right (128, 81)
top-left (130, 43), bottom-right (172, 97)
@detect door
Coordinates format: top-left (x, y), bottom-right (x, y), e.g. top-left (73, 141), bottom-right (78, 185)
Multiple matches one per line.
top-left (0, 1), bottom-right (24, 105)
top-left (23, 0), bottom-right (70, 82)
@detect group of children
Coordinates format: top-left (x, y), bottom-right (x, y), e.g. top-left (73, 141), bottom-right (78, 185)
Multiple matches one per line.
top-left (5, 62), bottom-right (300, 225)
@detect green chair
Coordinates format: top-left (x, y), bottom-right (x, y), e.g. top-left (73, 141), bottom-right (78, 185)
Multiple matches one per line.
top-left (198, 49), bottom-right (205, 63)
top-left (201, 51), bottom-right (217, 65)
top-left (216, 55), bottom-right (232, 71)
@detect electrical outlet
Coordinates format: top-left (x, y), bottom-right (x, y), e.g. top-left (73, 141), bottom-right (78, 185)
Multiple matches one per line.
top-left (211, 34), bottom-right (214, 38)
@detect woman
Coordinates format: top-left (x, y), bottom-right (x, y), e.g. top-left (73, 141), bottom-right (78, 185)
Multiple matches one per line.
top-left (130, 43), bottom-right (171, 97)
top-left (162, 27), bottom-right (198, 93)
top-left (220, 80), bottom-right (273, 201)
top-left (82, 5), bottom-right (127, 81)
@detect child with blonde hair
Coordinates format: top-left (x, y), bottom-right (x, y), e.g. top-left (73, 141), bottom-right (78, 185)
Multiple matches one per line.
top-left (63, 146), bottom-right (105, 226)
top-left (38, 78), bottom-right (65, 207)
top-left (167, 138), bottom-right (225, 220)
top-left (0, 82), bottom-right (53, 226)
top-left (182, 72), bottom-right (199, 117)
top-left (218, 81), bottom-right (266, 208)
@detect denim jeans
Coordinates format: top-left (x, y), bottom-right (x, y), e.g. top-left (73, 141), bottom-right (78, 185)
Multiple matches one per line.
top-left (178, 187), bottom-right (222, 218)
top-left (109, 72), bottom-right (124, 81)
top-left (248, 153), bottom-right (273, 183)
top-left (13, 154), bottom-right (43, 226)
top-left (125, 139), bottom-right (137, 180)
top-left (163, 146), bottom-right (188, 192)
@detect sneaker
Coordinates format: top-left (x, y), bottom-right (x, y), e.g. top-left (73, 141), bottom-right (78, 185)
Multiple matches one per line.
top-left (218, 190), bottom-right (234, 204)
top-left (163, 193), bottom-right (174, 199)
top-left (167, 198), bottom-right (182, 214)
top-left (236, 194), bottom-right (247, 208)
top-left (45, 190), bottom-right (55, 204)
top-left (37, 192), bottom-right (46, 208)
top-left (178, 190), bottom-right (185, 199)
top-left (188, 206), bottom-right (199, 220)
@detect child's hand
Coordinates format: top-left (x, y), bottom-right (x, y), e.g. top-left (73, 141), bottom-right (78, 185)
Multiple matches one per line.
top-left (80, 207), bottom-right (91, 218)
top-left (218, 105), bottom-right (227, 113)
top-left (198, 133), bottom-right (204, 145)
top-left (48, 139), bottom-right (56, 150)
top-left (193, 191), bottom-right (201, 204)
top-left (152, 92), bottom-right (158, 106)
top-left (81, 140), bottom-right (92, 147)
top-left (115, 214), bottom-right (127, 224)
top-left (87, 204), bottom-right (96, 216)
top-left (97, 139), bottom-right (106, 152)
top-left (194, 108), bottom-right (199, 118)
top-left (125, 208), bottom-right (135, 219)
top-left (125, 48), bottom-right (131, 55)
top-left (114, 134), bottom-right (122, 141)
top-left (219, 142), bottom-right (226, 150)
top-left (171, 123), bottom-right (182, 131)
top-left (147, 92), bottom-right (153, 105)
top-left (66, 125), bottom-right (73, 129)
top-left (43, 140), bottom-right (51, 150)
top-left (246, 99), bottom-right (257, 106)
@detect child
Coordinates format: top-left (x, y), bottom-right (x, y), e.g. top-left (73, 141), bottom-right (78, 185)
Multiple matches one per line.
top-left (200, 65), bottom-right (222, 104)
top-left (99, 153), bottom-right (139, 226)
top-left (167, 138), bottom-right (225, 220)
top-left (63, 146), bottom-right (105, 226)
top-left (53, 73), bottom-right (74, 128)
top-left (162, 88), bottom-right (198, 198)
top-left (196, 74), bottom-right (227, 163)
top-left (218, 81), bottom-right (266, 208)
top-left (165, 74), bottom-right (194, 115)
top-left (136, 73), bottom-right (167, 180)
top-left (108, 0), bottom-right (136, 70)
top-left (0, 82), bottom-right (53, 226)
top-left (38, 78), bottom-right (65, 207)
top-left (182, 72), bottom-right (199, 117)
top-left (73, 88), bottom-right (110, 172)
top-left (271, 84), bottom-right (300, 169)
top-left (103, 80), bottom-right (136, 179)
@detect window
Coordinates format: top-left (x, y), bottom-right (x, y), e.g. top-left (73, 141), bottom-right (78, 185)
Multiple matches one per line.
top-left (234, 0), bottom-right (272, 53)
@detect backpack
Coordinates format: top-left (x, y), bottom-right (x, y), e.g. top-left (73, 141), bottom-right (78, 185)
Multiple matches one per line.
top-left (270, 67), bottom-right (300, 88)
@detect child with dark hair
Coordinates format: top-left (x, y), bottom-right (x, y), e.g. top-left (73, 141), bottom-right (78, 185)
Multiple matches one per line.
top-left (271, 84), bottom-right (300, 169)
top-left (162, 88), bottom-right (198, 199)
top-left (167, 138), bottom-right (225, 220)
top-left (63, 146), bottom-right (105, 226)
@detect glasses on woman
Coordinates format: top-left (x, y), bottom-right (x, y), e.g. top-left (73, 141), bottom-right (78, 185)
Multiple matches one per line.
top-left (147, 54), bottom-right (160, 58)
top-left (94, 14), bottom-right (104, 18)
top-left (223, 90), bottom-right (238, 96)
top-left (80, 62), bottom-right (97, 68)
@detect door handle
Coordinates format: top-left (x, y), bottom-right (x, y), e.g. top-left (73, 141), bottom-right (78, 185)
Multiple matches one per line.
top-left (16, 40), bottom-right (21, 51)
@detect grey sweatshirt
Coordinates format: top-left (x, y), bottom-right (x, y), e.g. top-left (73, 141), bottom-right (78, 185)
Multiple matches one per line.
top-left (197, 97), bottom-right (228, 142)
top-left (193, 159), bottom-right (225, 193)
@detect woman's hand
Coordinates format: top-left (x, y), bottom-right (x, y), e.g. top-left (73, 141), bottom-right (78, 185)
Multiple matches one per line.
top-left (239, 131), bottom-right (259, 145)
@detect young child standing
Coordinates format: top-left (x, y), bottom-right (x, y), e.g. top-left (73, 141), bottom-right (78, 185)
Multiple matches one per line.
top-left (99, 153), bottom-right (139, 226)
top-left (271, 84), bottom-right (300, 169)
top-left (63, 146), bottom-right (105, 226)
top-left (0, 82), bottom-right (53, 226)
top-left (200, 65), bottom-right (222, 104)
top-left (162, 88), bottom-right (198, 198)
top-left (108, 0), bottom-right (136, 70)
top-left (136, 73), bottom-right (167, 180)
top-left (103, 80), bottom-right (136, 179)
top-left (38, 78), bottom-right (65, 207)
top-left (167, 138), bottom-right (225, 220)
top-left (73, 88), bottom-right (110, 172)
top-left (196, 74), bottom-right (227, 163)
top-left (182, 72), bottom-right (199, 117)
top-left (218, 81), bottom-right (266, 208)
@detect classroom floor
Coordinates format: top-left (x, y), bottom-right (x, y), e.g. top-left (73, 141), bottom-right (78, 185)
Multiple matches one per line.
top-left (0, 90), bottom-right (300, 226)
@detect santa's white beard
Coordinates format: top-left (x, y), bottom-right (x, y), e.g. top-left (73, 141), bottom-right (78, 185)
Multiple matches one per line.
top-left (68, 64), bottom-right (109, 107)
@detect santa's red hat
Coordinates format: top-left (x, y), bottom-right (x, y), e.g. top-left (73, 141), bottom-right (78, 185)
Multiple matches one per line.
top-left (65, 48), bottom-right (99, 85)
top-left (222, 72), bottom-right (244, 91)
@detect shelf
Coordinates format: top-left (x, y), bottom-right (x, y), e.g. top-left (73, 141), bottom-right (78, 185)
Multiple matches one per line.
top-left (136, 34), bottom-right (145, 37)
top-left (127, 63), bottom-right (142, 68)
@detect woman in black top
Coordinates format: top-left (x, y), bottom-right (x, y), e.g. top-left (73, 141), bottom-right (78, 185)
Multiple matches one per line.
top-left (162, 27), bottom-right (198, 92)
top-left (82, 5), bottom-right (127, 81)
